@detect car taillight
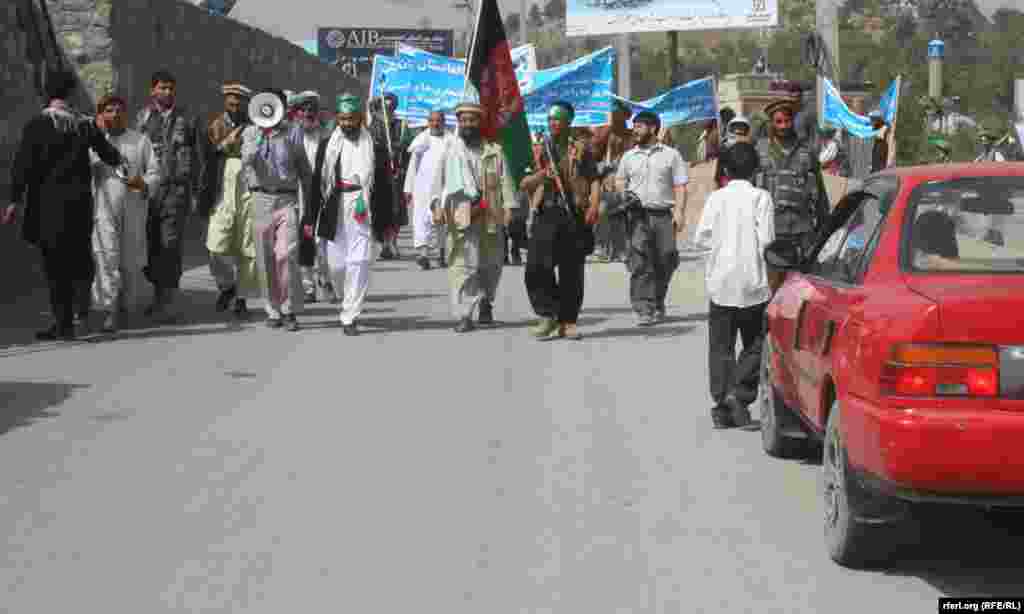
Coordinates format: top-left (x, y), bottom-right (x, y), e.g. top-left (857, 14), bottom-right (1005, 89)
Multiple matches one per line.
top-left (880, 344), bottom-right (999, 397)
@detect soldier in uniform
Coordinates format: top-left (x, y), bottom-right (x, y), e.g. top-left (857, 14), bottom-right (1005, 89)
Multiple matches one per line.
top-left (755, 98), bottom-right (829, 291)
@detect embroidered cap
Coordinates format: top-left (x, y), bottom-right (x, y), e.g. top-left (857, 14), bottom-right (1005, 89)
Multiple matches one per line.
top-left (455, 101), bottom-right (483, 117)
top-left (336, 93), bottom-right (362, 114)
top-left (222, 82), bottom-right (252, 98)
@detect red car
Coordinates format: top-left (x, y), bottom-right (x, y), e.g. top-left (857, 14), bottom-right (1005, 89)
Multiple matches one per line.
top-left (761, 162), bottom-right (1024, 567)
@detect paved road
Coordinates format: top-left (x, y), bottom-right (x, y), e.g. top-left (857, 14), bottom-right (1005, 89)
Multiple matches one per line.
top-left (2, 225), bottom-right (1023, 612)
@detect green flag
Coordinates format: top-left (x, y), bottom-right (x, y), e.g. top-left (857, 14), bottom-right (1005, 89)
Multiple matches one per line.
top-left (464, 0), bottom-right (532, 186)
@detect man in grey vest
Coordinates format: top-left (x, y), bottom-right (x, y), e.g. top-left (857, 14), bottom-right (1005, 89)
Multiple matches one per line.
top-left (755, 98), bottom-right (828, 291)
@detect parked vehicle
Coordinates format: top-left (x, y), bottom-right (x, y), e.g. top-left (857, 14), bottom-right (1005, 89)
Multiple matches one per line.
top-left (760, 162), bottom-right (1024, 567)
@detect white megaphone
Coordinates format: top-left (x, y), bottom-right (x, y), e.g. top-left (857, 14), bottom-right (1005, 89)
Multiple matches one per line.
top-left (249, 92), bottom-right (285, 129)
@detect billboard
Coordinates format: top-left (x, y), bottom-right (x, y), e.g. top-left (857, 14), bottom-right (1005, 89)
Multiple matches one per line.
top-left (565, 0), bottom-right (778, 36)
top-left (317, 28), bottom-right (455, 80)
top-left (189, 0), bottom-right (238, 17)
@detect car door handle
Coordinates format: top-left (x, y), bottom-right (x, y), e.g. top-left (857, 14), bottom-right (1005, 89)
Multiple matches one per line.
top-left (822, 320), bottom-right (836, 356)
top-left (794, 300), bottom-right (808, 351)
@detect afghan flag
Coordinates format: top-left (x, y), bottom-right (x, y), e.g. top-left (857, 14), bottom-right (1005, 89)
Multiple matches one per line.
top-left (464, 0), bottom-right (532, 185)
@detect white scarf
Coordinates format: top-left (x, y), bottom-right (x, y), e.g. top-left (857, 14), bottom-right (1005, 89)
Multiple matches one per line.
top-left (322, 126), bottom-right (373, 201)
top-left (42, 100), bottom-right (83, 134)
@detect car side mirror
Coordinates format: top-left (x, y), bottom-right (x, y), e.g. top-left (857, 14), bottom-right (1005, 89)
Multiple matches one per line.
top-left (764, 240), bottom-right (803, 271)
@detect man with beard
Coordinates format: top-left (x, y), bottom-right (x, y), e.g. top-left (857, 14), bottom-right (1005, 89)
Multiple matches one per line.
top-left (755, 99), bottom-right (828, 291)
top-left (615, 111), bottom-right (689, 326)
top-left (521, 101), bottom-right (599, 341)
top-left (199, 81), bottom-right (256, 319)
top-left (135, 69), bottom-right (199, 322)
top-left (434, 102), bottom-right (518, 333)
top-left (90, 94), bottom-right (162, 333)
top-left (404, 110), bottom-right (451, 270)
top-left (290, 91), bottom-right (336, 303)
top-left (368, 93), bottom-right (407, 260)
top-left (587, 99), bottom-right (633, 263)
top-left (304, 94), bottom-right (376, 336)
top-left (4, 70), bottom-right (124, 341)
top-left (241, 89), bottom-right (313, 332)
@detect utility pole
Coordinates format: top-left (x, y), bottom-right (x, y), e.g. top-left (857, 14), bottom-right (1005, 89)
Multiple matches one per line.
top-left (815, 0), bottom-right (839, 129)
top-left (521, 0), bottom-right (529, 45)
top-left (617, 33), bottom-right (631, 100)
top-left (667, 31), bottom-right (679, 85)
top-left (453, 0), bottom-right (475, 56)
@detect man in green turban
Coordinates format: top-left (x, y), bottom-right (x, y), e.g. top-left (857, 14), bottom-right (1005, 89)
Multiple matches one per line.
top-left (302, 93), bottom-right (377, 336)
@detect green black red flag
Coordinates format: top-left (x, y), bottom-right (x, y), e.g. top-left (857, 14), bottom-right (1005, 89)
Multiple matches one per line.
top-left (464, 0), bottom-right (532, 185)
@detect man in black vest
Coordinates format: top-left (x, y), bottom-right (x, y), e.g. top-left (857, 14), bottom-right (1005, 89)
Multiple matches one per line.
top-left (755, 99), bottom-right (828, 291)
top-left (135, 69), bottom-right (199, 322)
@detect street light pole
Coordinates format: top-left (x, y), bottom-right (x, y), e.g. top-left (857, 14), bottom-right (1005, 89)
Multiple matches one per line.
top-left (453, 0), bottom-right (475, 56)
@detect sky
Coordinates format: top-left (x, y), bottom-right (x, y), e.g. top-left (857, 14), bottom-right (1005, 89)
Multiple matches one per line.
top-left (228, 0), bottom-right (1010, 43)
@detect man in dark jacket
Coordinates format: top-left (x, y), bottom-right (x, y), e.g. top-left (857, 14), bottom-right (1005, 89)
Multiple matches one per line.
top-left (4, 70), bottom-right (123, 340)
top-left (135, 69), bottom-right (199, 321)
top-left (368, 93), bottom-right (407, 259)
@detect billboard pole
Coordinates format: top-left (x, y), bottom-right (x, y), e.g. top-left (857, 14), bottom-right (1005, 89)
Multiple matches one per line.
top-left (521, 0), bottom-right (528, 45)
top-left (617, 33), bottom-right (631, 101)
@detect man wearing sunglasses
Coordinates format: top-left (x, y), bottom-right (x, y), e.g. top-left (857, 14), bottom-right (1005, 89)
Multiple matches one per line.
top-left (755, 98), bottom-right (828, 290)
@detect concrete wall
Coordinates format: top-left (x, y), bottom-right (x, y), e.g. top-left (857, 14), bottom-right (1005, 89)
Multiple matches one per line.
top-left (1, 0), bottom-right (359, 200)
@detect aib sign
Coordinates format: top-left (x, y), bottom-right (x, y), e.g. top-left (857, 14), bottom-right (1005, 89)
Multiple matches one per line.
top-left (318, 28), bottom-right (455, 79)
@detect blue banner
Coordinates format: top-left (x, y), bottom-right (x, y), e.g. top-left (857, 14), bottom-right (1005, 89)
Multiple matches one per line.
top-left (615, 77), bottom-right (718, 129)
top-left (370, 44), bottom-right (539, 127)
top-left (822, 77), bottom-right (900, 139)
top-left (522, 47), bottom-right (615, 132)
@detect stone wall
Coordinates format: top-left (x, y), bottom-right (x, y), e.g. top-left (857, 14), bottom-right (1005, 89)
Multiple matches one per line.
top-left (1, 0), bottom-right (359, 199)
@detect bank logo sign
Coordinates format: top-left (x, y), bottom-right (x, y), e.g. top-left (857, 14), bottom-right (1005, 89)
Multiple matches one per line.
top-left (317, 28), bottom-right (455, 80)
top-left (565, 0), bottom-right (778, 36)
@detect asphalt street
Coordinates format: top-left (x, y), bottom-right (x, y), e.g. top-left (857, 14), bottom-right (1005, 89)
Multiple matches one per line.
top-left (2, 225), bottom-right (1023, 612)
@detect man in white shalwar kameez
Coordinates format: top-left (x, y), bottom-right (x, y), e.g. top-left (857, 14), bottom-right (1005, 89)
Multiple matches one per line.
top-left (404, 110), bottom-right (451, 270)
top-left (90, 94), bottom-right (162, 333)
top-left (303, 94), bottom-right (376, 336)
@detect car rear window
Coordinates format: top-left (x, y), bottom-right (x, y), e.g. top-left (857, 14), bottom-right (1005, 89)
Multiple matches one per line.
top-left (906, 176), bottom-right (1024, 273)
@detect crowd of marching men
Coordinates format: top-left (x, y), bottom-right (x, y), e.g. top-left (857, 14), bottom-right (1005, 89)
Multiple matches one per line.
top-left (5, 66), bottom-right (854, 428)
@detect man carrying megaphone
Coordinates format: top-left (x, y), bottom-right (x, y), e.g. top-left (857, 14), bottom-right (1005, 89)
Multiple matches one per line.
top-left (241, 89), bottom-right (314, 332)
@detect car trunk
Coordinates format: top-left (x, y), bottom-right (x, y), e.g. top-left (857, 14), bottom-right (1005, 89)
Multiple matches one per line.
top-left (905, 276), bottom-right (1024, 401)
top-left (904, 276), bottom-right (1024, 345)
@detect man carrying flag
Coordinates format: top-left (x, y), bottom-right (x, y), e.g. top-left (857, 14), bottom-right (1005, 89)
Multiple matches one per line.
top-left (463, 0), bottom-right (532, 194)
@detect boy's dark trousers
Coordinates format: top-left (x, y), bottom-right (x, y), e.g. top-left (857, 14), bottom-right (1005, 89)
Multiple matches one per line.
top-left (708, 301), bottom-right (767, 407)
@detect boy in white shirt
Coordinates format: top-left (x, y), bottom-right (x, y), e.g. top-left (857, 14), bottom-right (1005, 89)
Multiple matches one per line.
top-left (694, 143), bottom-right (775, 429)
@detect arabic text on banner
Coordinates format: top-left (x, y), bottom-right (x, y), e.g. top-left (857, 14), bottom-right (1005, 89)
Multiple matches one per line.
top-left (612, 76), bottom-right (718, 129)
top-left (522, 46), bottom-right (616, 132)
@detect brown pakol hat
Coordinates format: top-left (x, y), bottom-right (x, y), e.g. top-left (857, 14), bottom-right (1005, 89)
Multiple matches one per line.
top-left (764, 98), bottom-right (800, 118)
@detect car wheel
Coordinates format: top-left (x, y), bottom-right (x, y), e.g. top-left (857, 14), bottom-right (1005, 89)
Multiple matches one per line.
top-left (759, 336), bottom-right (807, 458)
top-left (823, 400), bottom-right (895, 567)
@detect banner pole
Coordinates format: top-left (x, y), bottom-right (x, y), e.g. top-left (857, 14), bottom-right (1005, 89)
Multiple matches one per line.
top-left (463, 0), bottom-right (483, 99)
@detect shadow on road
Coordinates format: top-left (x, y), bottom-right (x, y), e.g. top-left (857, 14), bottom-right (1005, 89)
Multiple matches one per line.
top-left (0, 381), bottom-right (89, 436)
top-left (365, 292), bottom-right (446, 303)
top-left (584, 324), bottom-right (698, 340)
top-left (582, 307), bottom-right (709, 323)
top-left (881, 507), bottom-right (1024, 596)
top-left (299, 315), bottom-right (610, 334)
